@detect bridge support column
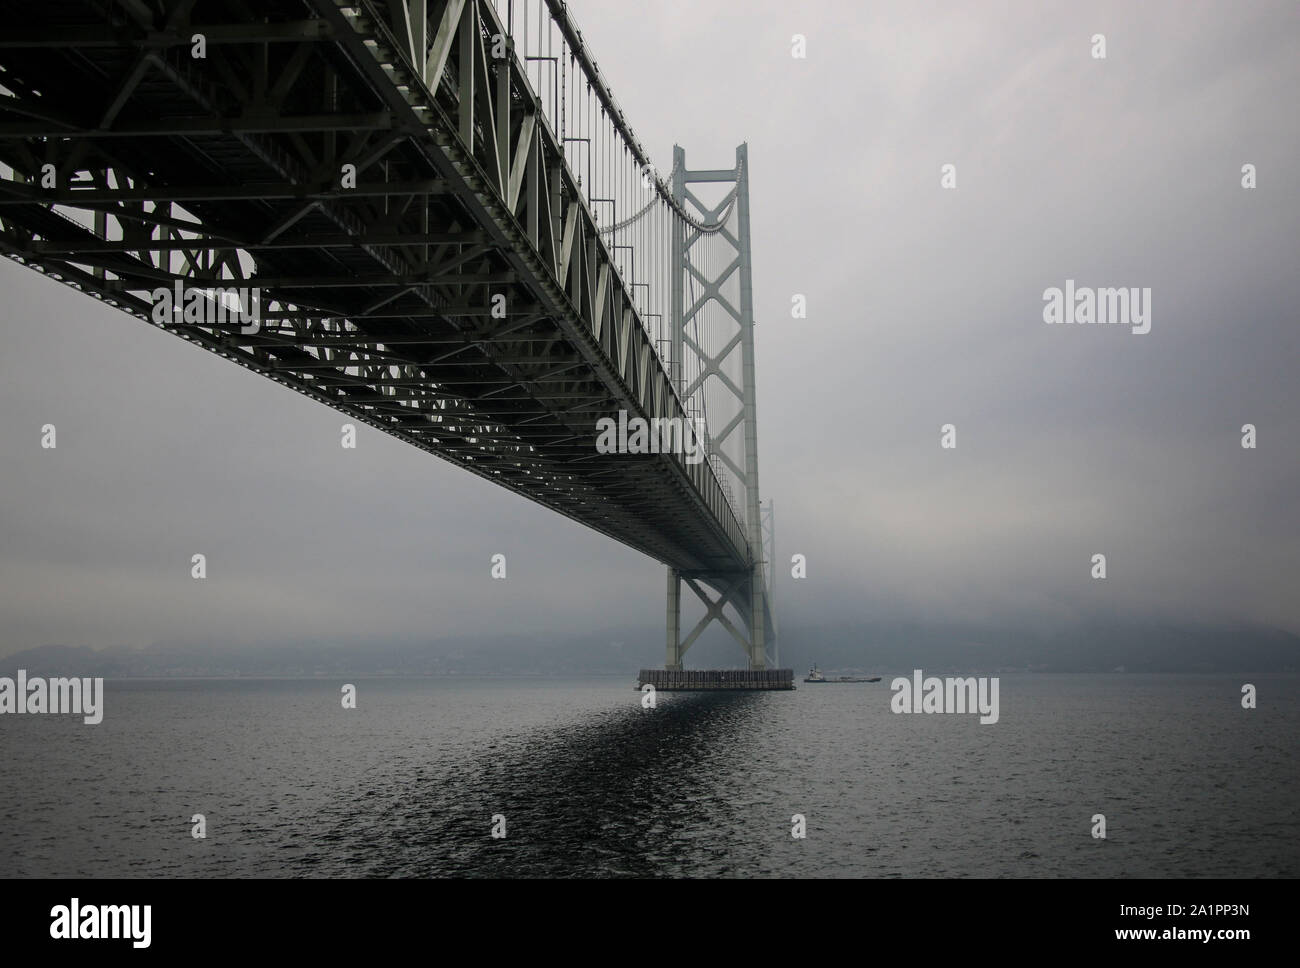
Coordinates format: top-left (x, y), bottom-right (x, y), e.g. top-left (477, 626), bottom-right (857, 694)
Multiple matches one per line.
top-left (666, 567), bottom-right (682, 670)
top-left (664, 571), bottom-right (769, 671)
top-left (666, 142), bottom-right (777, 674)
top-left (748, 567), bottom-right (767, 671)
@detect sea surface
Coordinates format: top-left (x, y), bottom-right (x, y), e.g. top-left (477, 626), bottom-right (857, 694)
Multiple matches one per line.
top-left (1, 673), bottom-right (1297, 878)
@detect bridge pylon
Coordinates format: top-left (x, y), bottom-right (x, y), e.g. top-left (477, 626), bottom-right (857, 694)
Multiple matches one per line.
top-left (664, 144), bottom-right (775, 672)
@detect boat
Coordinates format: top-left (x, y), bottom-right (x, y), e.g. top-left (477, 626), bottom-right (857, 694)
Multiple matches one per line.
top-left (804, 665), bottom-right (881, 683)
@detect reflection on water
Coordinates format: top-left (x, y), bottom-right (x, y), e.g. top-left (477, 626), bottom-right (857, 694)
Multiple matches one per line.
top-left (332, 692), bottom-right (770, 878)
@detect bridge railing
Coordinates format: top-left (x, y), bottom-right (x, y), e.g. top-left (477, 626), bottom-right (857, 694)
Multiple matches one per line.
top-left (511, 0), bottom-right (749, 533)
top-left (362, 0), bottom-right (749, 536)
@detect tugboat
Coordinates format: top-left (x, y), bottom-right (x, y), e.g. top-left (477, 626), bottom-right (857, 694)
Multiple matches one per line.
top-left (804, 664), bottom-right (881, 683)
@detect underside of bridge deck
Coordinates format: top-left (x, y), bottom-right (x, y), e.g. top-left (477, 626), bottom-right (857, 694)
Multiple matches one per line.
top-left (0, 0), bottom-right (775, 666)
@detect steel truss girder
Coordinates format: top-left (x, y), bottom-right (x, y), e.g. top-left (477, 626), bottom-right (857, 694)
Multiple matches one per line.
top-left (0, 0), bottom-right (752, 580)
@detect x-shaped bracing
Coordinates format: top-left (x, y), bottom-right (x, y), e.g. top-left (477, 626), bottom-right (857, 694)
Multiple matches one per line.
top-left (679, 575), bottom-right (751, 654)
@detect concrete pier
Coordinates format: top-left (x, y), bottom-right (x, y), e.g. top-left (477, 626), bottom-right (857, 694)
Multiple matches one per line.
top-left (637, 669), bottom-right (795, 691)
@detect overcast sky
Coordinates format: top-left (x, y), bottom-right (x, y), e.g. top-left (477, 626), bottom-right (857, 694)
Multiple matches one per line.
top-left (1, 0), bottom-right (1297, 659)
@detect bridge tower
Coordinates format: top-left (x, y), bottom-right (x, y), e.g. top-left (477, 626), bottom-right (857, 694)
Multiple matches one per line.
top-left (664, 144), bottom-right (776, 672)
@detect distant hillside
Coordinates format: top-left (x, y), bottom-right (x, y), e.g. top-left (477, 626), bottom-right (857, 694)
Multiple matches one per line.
top-left (773, 620), bottom-right (1300, 674)
top-left (0, 644), bottom-right (129, 677)
top-left (3, 619), bottom-right (1297, 677)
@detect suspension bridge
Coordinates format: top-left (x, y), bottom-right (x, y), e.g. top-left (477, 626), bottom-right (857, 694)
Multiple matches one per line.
top-left (0, 0), bottom-right (780, 675)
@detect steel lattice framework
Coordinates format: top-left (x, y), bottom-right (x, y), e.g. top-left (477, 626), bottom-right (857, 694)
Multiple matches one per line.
top-left (0, 0), bottom-right (777, 668)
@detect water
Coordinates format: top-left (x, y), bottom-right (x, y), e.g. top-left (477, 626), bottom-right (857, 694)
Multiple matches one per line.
top-left (2, 674), bottom-right (1296, 877)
